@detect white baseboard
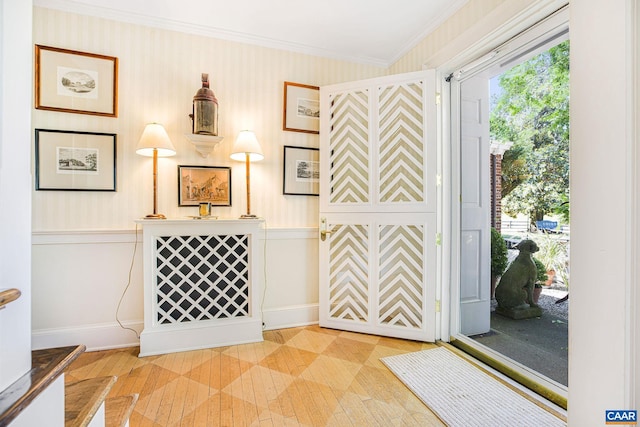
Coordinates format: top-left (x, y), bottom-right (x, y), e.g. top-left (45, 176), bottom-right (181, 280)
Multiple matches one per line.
top-left (262, 304), bottom-right (319, 331)
top-left (32, 321), bottom-right (142, 352)
top-left (31, 304), bottom-right (320, 351)
top-left (139, 317), bottom-right (263, 357)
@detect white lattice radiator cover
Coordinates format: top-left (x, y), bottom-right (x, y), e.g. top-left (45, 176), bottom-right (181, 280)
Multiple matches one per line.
top-left (137, 219), bottom-right (264, 357)
top-left (155, 234), bottom-right (249, 324)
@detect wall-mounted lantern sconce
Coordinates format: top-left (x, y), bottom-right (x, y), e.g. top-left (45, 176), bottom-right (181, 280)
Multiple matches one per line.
top-left (190, 73), bottom-right (218, 135)
top-left (186, 73), bottom-right (223, 157)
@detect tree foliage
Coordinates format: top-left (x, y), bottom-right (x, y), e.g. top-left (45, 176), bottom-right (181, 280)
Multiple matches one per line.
top-left (491, 40), bottom-right (570, 224)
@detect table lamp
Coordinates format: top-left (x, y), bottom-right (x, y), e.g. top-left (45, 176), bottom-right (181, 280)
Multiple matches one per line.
top-left (136, 123), bottom-right (176, 219)
top-left (230, 130), bottom-right (263, 218)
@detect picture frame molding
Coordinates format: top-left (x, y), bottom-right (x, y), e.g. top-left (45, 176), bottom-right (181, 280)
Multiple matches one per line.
top-left (283, 145), bottom-right (320, 196)
top-left (282, 81), bottom-right (320, 134)
top-left (35, 44), bottom-right (119, 117)
top-left (35, 128), bottom-right (117, 191)
top-left (178, 165), bottom-right (232, 207)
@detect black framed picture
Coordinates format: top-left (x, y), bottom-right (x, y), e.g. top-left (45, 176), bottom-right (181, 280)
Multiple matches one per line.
top-left (35, 129), bottom-right (116, 191)
top-left (283, 146), bottom-right (319, 196)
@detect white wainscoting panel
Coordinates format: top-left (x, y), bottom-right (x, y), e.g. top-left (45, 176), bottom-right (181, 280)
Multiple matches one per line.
top-left (32, 227), bottom-right (319, 351)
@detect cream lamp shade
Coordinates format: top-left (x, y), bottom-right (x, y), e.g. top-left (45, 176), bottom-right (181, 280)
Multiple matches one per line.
top-left (136, 123), bottom-right (176, 157)
top-left (230, 130), bottom-right (264, 162)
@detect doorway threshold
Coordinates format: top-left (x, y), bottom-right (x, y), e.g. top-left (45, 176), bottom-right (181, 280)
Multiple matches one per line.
top-left (448, 334), bottom-right (567, 409)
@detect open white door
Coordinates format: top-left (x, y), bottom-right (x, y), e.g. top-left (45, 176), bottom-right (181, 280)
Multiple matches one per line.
top-left (319, 71), bottom-right (437, 342)
top-left (458, 75), bottom-right (491, 336)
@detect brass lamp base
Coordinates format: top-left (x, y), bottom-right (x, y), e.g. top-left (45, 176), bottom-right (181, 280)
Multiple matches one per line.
top-left (240, 214), bottom-right (257, 219)
top-left (144, 213), bottom-right (167, 219)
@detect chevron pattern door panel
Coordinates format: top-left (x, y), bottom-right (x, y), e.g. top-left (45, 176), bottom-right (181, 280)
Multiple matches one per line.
top-left (328, 89), bottom-right (370, 204)
top-left (378, 82), bottom-right (425, 204)
top-left (320, 70), bottom-right (436, 342)
top-left (154, 234), bottom-right (249, 324)
top-left (328, 224), bottom-right (369, 322)
top-left (378, 224), bottom-right (424, 328)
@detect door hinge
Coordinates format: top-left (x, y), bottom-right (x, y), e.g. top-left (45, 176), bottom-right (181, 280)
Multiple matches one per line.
top-left (436, 92), bottom-right (441, 105)
top-left (436, 174), bottom-right (442, 186)
top-left (435, 300), bottom-right (441, 313)
top-left (435, 232), bottom-right (442, 246)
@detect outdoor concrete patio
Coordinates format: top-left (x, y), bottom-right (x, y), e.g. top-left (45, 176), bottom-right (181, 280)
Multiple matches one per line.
top-left (471, 290), bottom-right (569, 386)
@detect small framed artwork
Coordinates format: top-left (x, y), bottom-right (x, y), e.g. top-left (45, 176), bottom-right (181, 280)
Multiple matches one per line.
top-left (35, 129), bottom-right (117, 191)
top-left (283, 81), bottom-right (320, 134)
top-left (178, 165), bottom-right (232, 206)
top-left (35, 45), bottom-right (118, 117)
top-left (283, 146), bottom-right (320, 196)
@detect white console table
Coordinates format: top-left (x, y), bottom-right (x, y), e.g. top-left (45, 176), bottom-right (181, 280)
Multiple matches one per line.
top-left (135, 218), bottom-right (264, 356)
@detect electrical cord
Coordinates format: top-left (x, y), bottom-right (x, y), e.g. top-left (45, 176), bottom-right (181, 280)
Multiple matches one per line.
top-left (260, 217), bottom-right (268, 330)
top-left (116, 223), bottom-right (141, 339)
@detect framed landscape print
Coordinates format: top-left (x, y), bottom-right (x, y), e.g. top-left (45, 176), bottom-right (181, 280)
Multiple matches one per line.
top-left (178, 165), bottom-right (232, 206)
top-left (35, 129), bottom-right (117, 191)
top-left (35, 45), bottom-right (118, 117)
top-left (283, 145), bottom-right (319, 196)
top-left (283, 81), bottom-right (320, 134)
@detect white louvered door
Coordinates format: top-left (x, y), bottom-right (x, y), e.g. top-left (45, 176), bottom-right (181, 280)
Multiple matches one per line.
top-left (319, 71), bottom-right (437, 341)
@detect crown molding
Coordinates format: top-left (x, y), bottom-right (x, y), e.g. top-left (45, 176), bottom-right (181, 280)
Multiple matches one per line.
top-left (33, 0), bottom-right (390, 67)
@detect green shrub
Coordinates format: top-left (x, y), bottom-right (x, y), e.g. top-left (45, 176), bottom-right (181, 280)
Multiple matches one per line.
top-left (533, 257), bottom-right (548, 287)
top-left (491, 228), bottom-right (508, 277)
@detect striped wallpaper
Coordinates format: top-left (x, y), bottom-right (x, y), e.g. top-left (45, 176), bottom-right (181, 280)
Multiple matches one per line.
top-left (31, 1), bottom-right (523, 231)
top-left (32, 7), bottom-right (387, 230)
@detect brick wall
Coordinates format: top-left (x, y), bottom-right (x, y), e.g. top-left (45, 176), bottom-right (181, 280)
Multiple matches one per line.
top-left (490, 153), bottom-right (503, 232)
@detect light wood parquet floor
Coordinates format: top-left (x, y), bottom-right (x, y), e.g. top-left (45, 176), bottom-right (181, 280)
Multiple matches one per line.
top-left (65, 325), bottom-right (445, 427)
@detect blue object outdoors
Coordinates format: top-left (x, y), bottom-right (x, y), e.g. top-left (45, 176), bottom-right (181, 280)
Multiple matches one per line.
top-left (536, 220), bottom-right (558, 231)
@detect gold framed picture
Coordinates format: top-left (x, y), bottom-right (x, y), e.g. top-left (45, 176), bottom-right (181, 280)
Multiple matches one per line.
top-left (178, 165), bottom-right (232, 206)
top-left (283, 81), bottom-right (320, 134)
top-left (35, 45), bottom-right (118, 117)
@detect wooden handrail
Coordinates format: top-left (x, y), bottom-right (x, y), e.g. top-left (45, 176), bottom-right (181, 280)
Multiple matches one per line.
top-left (0, 288), bottom-right (21, 310)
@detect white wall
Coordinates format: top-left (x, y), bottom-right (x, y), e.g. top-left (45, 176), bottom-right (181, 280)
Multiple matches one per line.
top-left (569, 0), bottom-right (639, 423)
top-left (635, 0), bottom-right (640, 412)
top-left (32, 231), bottom-right (144, 350)
top-left (0, 0), bottom-right (33, 390)
top-left (31, 6), bottom-right (381, 349)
